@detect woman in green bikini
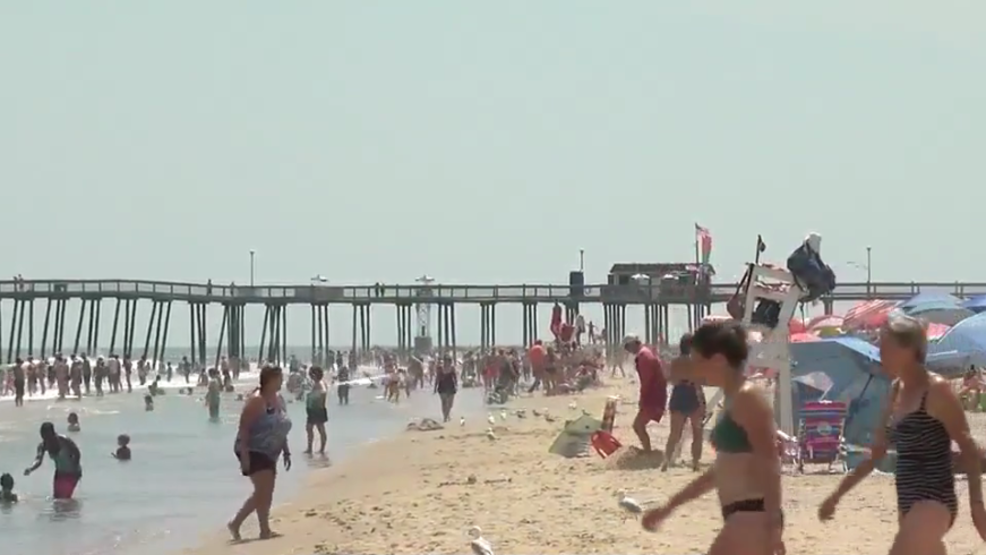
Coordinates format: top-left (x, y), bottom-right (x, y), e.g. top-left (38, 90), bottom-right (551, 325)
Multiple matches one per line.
top-left (642, 321), bottom-right (783, 555)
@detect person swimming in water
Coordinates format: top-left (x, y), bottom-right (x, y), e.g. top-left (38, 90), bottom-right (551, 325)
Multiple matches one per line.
top-left (0, 473), bottom-right (19, 503)
top-left (67, 412), bottom-right (81, 432)
top-left (112, 434), bottom-right (132, 461)
top-left (642, 321), bottom-right (783, 555)
top-left (819, 315), bottom-right (986, 554)
top-left (144, 394), bottom-right (154, 411)
top-left (206, 368), bottom-right (221, 421)
top-left (304, 366), bottom-right (328, 455)
top-left (24, 422), bottom-right (83, 500)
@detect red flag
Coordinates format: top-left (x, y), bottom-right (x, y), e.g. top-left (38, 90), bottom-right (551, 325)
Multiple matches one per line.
top-left (695, 223), bottom-right (712, 265)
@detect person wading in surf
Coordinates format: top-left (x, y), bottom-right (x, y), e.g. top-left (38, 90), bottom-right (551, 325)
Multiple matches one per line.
top-left (24, 422), bottom-right (83, 500)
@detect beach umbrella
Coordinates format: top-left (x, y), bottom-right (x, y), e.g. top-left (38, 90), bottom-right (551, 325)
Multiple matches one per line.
top-left (899, 292), bottom-right (961, 310)
top-left (962, 295), bottom-right (986, 313)
top-left (926, 322), bottom-right (951, 341)
top-left (929, 312), bottom-right (986, 361)
top-left (808, 315), bottom-right (844, 331)
top-left (843, 300), bottom-right (898, 330)
top-left (789, 318), bottom-right (808, 334)
top-left (906, 301), bottom-right (975, 326)
top-left (794, 370), bottom-right (834, 394)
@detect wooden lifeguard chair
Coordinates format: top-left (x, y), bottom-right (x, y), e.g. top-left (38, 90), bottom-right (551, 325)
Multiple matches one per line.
top-left (705, 236), bottom-right (809, 437)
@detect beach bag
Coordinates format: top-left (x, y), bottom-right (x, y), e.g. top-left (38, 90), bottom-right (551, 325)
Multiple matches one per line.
top-left (726, 265), bottom-right (753, 319)
top-left (786, 243), bottom-right (836, 302)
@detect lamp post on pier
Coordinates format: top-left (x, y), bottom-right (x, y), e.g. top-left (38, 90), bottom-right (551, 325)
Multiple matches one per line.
top-left (249, 250), bottom-right (256, 287)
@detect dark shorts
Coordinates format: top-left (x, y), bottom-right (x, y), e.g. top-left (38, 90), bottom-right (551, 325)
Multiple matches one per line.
top-left (306, 407), bottom-right (328, 425)
top-left (669, 385), bottom-right (700, 415)
top-left (236, 450), bottom-right (277, 476)
top-left (14, 379), bottom-right (25, 397)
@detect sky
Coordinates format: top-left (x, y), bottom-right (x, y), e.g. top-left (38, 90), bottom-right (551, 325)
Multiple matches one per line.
top-left (1, 1), bottom-right (984, 349)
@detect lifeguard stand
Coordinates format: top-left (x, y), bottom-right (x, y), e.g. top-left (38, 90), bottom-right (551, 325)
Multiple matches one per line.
top-left (741, 264), bottom-right (804, 437)
top-left (703, 261), bottom-right (804, 437)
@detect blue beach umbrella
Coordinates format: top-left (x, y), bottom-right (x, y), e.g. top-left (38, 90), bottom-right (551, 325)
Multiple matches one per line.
top-left (928, 312), bottom-right (986, 362)
top-left (962, 295), bottom-right (986, 313)
top-left (906, 301), bottom-right (975, 326)
top-left (898, 292), bottom-right (961, 310)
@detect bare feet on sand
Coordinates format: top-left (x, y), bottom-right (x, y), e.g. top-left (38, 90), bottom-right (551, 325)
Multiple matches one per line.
top-left (227, 521), bottom-right (241, 542)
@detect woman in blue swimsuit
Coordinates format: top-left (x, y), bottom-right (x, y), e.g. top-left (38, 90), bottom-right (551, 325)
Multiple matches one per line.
top-left (819, 315), bottom-right (986, 554)
top-left (662, 333), bottom-right (706, 471)
top-left (228, 365), bottom-right (293, 541)
top-left (642, 321), bottom-right (782, 555)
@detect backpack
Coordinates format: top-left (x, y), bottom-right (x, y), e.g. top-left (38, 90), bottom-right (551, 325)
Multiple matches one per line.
top-left (786, 242), bottom-right (836, 302)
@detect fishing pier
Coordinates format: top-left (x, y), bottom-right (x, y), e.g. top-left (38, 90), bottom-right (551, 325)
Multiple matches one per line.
top-left (1, 277), bottom-right (985, 367)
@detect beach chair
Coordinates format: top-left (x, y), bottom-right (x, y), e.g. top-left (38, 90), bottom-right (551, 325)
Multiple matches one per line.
top-left (797, 400), bottom-right (848, 473)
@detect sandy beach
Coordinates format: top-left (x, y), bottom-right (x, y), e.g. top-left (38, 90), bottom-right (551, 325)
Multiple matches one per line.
top-left (182, 379), bottom-right (986, 555)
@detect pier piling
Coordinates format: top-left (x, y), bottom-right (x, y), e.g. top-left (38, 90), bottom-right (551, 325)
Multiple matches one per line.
top-left (14, 299), bottom-right (26, 360)
top-left (40, 298), bottom-right (52, 359)
top-left (27, 300), bottom-right (34, 357)
top-left (214, 304), bottom-right (228, 370)
top-left (151, 301), bottom-right (165, 369)
top-left (141, 301), bottom-right (158, 361)
top-left (126, 299), bottom-right (138, 359)
top-left (72, 298), bottom-right (87, 355)
top-left (159, 302), bottom-right (173, 369)
top-left (311, 304), bottom-right (329, 367)
top-left (258, 304), bottom-right (270, 364)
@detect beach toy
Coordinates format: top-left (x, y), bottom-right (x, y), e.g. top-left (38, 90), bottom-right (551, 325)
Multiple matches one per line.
top-left (591, 430), bottom-right (622, 459)
top-left (601, 396), bottom-right (618, 433)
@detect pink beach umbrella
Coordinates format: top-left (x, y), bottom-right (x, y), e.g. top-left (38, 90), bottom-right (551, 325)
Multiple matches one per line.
top-left (926, 322), bottom-right (951, 340)
top-left (843, 300), bottom-right (897, 330)
top-left (790, 332), bottom-right (821, 343)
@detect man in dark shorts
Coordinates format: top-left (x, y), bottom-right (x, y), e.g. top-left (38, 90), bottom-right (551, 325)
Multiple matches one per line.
top-left (623, 334), bottom-right (667, 452)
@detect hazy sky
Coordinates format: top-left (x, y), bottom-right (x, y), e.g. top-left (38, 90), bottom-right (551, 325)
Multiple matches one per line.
top-left (2, 2), bottom-right (983, 349)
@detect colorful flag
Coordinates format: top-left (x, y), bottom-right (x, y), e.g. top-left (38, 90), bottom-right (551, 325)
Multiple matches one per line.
top-left (695, 223), bottom-right (712, 265)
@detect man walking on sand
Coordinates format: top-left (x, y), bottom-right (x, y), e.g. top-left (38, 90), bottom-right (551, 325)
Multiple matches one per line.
top-left (623, 334), bottom-right (667, 452)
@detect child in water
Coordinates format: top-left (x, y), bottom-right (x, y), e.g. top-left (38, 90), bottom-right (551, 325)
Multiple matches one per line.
top-left (112, 434), bottom-right (131, 460)
top-left (0, 473), bottom-right (18, 503)
top-left (67, 412), bottom-right (81, 432)
top-left (144, 394), bottom-right (154, 411)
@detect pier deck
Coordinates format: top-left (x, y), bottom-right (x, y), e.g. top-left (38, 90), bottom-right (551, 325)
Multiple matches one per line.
top-left (1, 279), bottom-right (985, 304)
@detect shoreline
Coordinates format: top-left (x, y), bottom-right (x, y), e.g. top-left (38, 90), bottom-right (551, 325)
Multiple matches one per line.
top-left (180, 379), bottom-right (986, 555)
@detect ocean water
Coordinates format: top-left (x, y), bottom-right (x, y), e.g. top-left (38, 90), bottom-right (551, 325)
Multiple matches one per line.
top-left (0, 364), bottom-right (487, 555)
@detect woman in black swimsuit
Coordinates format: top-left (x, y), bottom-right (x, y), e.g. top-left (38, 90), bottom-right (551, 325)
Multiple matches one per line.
top-left (820, 315), bottom-right (986, 554)
top-left (662, 333), bottom-right (705, 471)
top-left (434, 357), bottom-right (458, 423)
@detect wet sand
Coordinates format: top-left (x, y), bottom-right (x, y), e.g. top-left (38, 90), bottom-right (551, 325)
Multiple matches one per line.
top-left (181, 378), bottom-right (986, 555)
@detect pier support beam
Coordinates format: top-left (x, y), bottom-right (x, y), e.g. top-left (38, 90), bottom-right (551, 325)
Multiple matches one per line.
top-left (479, 302), bottom-right (496, 354)
top-left (434, 302), bottom-right (457, 360)
top-left (225, 304), bottom-right (243, 375)
top-left (188, 302), bottom-right (208, 369)
top-left (603, 303), bottom-right (627, 363)
top-left (150, 301), bottom-right (167, 370)
top-left (564, 303), bottom-right (578, 326)
top-left (125, 299), bottom-right (138, 360)
top-left (260, 303), bottom-right (285, 365)
top-left (6, 298), bottom-right (26, 363)
top-left (40, 298), bottom-right (53, 359)
top-left (521, 301), bottom-right (538, 347)
top-left (310, 304), bottom-right (329, 368)
top-left (395, 303), bottom-right (413, 359)
top-left (85, 299), bottom-right (101, 356)
top-left (350, 303), bottom-right (370, 362)
top-left (107, 299), bottom-right (121, 357)
top-left (159, 302), bottom-right (173, 371)
top-left (214, 303), bottom-right (229, 371)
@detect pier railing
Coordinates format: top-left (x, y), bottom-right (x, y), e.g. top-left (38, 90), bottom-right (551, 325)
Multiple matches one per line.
top-left (2, 279), bottom-right (986, 303)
